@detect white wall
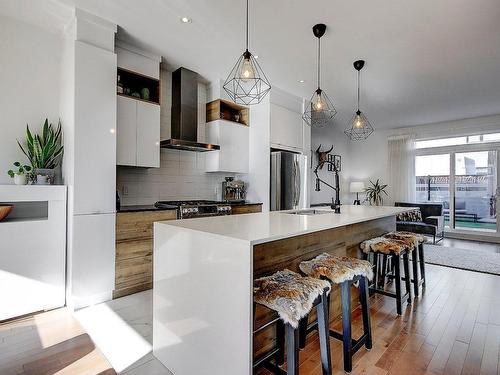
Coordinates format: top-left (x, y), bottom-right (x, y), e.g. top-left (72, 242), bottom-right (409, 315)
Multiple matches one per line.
top-left (310, 126), bottom-right (352, 205)
top-left (0, 15), bottom-right (62, 184)
top-left (117, 68), bottom-right (233, 205)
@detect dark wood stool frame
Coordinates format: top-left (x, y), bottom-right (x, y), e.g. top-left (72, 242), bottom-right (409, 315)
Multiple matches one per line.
top-left (298, 275), bottom-right (372, 373)
top-left (377, 242), bottom-right (426, 298)
top-left (363, 249), bottom-right (412, 315)
top-left (253, 288), bottom-right (332, 375)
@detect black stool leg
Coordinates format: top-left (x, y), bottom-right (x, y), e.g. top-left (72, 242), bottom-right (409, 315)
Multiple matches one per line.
top-left (317, 290), bottom-right (332, 375)
top-left (298, 317), bottom-right (308, 350)
top-left (411, 246), bottom-right (419, 297)
top-left (286, 324), bottom-right (299, 375)
top-left (276, 320), bottom-right (285, 366)
top-left (359, 276), bottom-right (372, 350)
top-left (403, 251), bottom-right (412, 304)
top-left (341, 281), bottom-right (353, 373)
top-left (419, 243), bottom-right (426, 288)
top-left (394, 254), bottom-right (402, 315)
top-left (380, 254), bottom-right (388, 288)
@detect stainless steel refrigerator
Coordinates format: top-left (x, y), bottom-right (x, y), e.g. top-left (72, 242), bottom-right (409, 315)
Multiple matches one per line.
top-left (271, 151), bottom-right (309, 211)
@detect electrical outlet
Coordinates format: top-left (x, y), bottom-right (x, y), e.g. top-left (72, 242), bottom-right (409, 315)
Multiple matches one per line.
top-left (122, 185), bottom-right (129, 196)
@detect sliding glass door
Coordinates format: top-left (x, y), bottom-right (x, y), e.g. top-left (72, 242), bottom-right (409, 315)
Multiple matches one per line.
top-left (453, 151), bottom-right (497, 232)
top-left (415, 142), bottom-right (500, 236)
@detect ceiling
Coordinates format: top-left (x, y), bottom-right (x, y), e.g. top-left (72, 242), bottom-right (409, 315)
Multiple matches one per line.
top-left (3, 0), bottom-right (500, 129)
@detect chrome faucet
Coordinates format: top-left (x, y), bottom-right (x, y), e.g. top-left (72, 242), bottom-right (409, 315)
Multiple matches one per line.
top-left (314, 160), bottom-right (341, 213)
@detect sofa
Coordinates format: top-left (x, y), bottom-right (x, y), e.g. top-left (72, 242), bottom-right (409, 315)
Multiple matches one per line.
top-left (394, 202), bottom-right (445, 244)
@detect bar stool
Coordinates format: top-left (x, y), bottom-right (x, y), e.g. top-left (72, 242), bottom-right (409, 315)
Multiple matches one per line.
top-left (384, 231), bottom-right (426, 297)
top-left (299, 254), bottom-right (373, 373)
top-left (253, 269), bottom-right (332, 375)
top-left (360, 237), bottom-right (413, 315)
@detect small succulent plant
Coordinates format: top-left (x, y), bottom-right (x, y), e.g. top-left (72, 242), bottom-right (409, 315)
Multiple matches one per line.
top-left (7, 162), bottom-right (32, 178)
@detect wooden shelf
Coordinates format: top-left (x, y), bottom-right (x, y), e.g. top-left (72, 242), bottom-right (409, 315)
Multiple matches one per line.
top-left (117, 93), bottom-right (160, 106)
top-left (206, 99), bottom-right (249, 126)
top-left (117, 67), bottom-right (160, 105)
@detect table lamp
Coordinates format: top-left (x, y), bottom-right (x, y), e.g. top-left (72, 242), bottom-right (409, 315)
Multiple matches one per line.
top-left (349, 181), bottom-right (365, 205)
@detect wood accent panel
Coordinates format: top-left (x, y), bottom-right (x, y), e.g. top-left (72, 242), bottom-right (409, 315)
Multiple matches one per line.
top-left (231, 203), bottom-right (263, 215)
top-left (252, 216), bottom-right (395, 358)
top-left (206, 99), bottom-right (249, 126)
top-left (114, 210), bottom-right (177, 299)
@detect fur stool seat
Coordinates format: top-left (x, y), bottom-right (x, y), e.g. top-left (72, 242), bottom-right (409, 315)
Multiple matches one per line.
top-left (254, 269), bottom-right (331, 328)
top-left (299, 253), bottom-right (373, 284)
top-left (253, 269), bottom-right (332, 375)
top-left (384, 231), bottom-right (426, 248)
top-left (360, 236), bottom-right (411, 255)
top-left (298, 254), bottom-right (373, 373)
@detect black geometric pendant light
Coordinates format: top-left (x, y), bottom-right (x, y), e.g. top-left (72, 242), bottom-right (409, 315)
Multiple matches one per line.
top-left (223, 0), bottom-right (271, 105)
top-left (302, 24), bottom-right (337, 128)
top-left (344, 60), bottom-right (374, 141)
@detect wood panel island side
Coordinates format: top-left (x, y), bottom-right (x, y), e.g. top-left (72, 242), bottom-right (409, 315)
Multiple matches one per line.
top-left (152, 205), bottom-right (412, 375)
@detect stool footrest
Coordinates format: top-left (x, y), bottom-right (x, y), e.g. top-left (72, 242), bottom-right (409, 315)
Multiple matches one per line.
top-left (369, 287), bottom-right (410, 301)
top-left (253, 347), bottom-right (282, 369)
top-left (306, 321), bottom-right (369, 356)
top-left (263, 362), bottom-right (287, 375)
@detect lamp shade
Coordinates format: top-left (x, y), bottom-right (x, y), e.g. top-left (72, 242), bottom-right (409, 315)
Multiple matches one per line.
top-left (349, 181), bottom-right (365, 193)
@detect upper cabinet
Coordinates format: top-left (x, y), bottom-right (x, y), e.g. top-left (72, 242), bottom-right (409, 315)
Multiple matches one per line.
top-left (117, 96), bottom-right (160, 167)
top-left (205, 100), bottom-right (249, 173)
top-left (116, 43), bottom-right (161, 168)
top-left (269, 89), bottom-right (310, 154)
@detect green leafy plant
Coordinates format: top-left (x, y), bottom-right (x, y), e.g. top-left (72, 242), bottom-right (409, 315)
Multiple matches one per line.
top-left (17, 119), bottom-right (63, 170)
top-left (365, 179), bottom-right (388, 206)
top-left (7, 162), bottom-right (32, 178)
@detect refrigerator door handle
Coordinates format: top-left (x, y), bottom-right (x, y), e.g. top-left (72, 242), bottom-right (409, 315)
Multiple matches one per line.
top-left (295, 158), bottom-right (301, 207)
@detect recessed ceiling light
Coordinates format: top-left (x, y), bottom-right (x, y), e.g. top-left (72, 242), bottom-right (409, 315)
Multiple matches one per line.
top-left (254, 55), bottom-right (259, 59)
top-left (298, 79), bottom-right (305, 83)
top-left (180, 16), bottom-right (192, 23)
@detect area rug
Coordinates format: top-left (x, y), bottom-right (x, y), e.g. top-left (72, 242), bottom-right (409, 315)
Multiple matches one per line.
top-left (424, 244), bottom-right (500, 276)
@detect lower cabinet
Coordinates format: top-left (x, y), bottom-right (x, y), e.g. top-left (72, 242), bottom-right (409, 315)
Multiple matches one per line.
top-left (114, 210), bottom-right (177, 298)
top-left (231, 203), bottom-right (263, 215)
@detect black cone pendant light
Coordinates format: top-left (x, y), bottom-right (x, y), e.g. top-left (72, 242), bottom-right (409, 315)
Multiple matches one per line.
top-left (223, 0), bottom-right (271, 105)
top-left (302, 24), bottom-right (337, 128)
top-left (344, 60), bottom-right (374, 140)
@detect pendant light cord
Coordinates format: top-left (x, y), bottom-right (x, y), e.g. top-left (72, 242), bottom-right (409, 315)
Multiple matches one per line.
top-left (246, 0), bottom-right (249, 50)
top-left (357, 70), bottom-right (360, 111)
top-left (317, 37), bottom-right (321, 89)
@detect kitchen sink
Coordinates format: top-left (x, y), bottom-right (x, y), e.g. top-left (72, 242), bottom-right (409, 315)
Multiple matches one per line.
top-left (285, 209), bottom-right (334, 216)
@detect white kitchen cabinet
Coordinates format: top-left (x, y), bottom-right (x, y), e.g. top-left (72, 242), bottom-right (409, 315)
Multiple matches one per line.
top-left (71, 213), bottom-right (115, 308)
top-left (205, 120), bottom-right (249, 173)
top-left (116, 96), bottom-right (160, 168)
top-left (270, 103), bottom-right (304, 151)
top-left (137, 100), bottom-right (160, 167)
top-left (117, 95), bottom-right (137, 166)
top-left (74, 41), bottom-right (117, 215)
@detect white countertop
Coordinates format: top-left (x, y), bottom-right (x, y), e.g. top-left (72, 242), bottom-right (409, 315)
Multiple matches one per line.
top-left (157, 205), bottom-right (412, 245)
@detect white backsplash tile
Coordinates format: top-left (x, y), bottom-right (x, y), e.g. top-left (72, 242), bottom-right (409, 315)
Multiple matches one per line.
top-left (117, 69), bottom-right (234, 206)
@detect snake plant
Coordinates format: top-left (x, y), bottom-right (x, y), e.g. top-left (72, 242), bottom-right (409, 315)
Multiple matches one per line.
top-left (365, 179), bottom-right (388, 206)
top-left (17, 119), bottom-right (63, 169)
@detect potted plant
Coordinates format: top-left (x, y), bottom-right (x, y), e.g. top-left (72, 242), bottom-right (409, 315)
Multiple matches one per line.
top-left (17, 119), bottom-right (63, 185)
top-left (365, 179), bottom-right (388, 206)
top-left (7, 162), bottom-right (32, 185)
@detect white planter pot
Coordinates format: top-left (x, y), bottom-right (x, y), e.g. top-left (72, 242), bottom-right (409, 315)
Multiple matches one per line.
top-left (36, 174), bottom-right (49, 185)
top-left (14, 174), bottom-right (28, 185)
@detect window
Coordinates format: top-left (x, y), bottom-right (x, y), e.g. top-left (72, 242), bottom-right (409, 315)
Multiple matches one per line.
top-left (415, 132), bottom-right (500, 149)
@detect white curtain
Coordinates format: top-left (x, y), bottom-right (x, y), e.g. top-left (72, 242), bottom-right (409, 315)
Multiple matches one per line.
top-left (388, 134), bottom-right (416, 203)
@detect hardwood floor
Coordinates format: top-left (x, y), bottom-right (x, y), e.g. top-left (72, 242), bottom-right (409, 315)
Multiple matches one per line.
top-left (257, 263), bottom-right (500, 375)
top-left (2, 263), bottom-right (500, 375)
top-left (0, 308), bottom-right (115, 375)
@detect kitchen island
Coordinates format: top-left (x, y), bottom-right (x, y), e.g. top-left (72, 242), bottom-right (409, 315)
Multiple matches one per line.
top-left (153, 205), bottom-right (412, 375)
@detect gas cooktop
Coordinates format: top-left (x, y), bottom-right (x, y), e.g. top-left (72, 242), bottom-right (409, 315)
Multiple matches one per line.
top-left (155, 200), bottom-right (232, 219)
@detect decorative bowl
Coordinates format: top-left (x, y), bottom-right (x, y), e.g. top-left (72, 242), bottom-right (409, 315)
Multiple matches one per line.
top-left (0, 205), bottom-right (13, 222)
